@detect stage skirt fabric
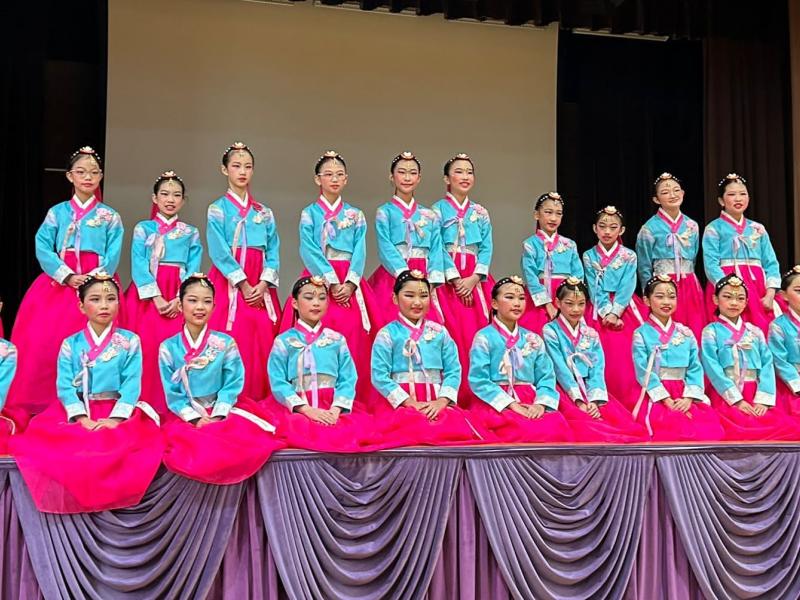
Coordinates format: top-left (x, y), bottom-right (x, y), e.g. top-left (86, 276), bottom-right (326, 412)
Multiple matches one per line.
top-left (263, 388), bottom-right (378, 453)
top-left (7, 251), bottom-right (125, 416)
top-left (280, 259), bottom-right (379, 410)
top-left (707, 381), bottom-right (800, 441)
top-left (11, 399), bottom-right (163, 513)
top-left (704, 265), bottom-right (776, 335)
top-left (124, 264), bottom-right (183, 415)
top-left (557, 389), bottom-right (650, 443)
top-left (437, 252), bottom-right (494, 376)
top-left (162, 396), bottom-right (285, 485)
top-left (368, 257), bottom-right (445, 329)
top-left (470, 384), bottom-right (574, 443)
top-left (366, 383), bottom-right (492, 447)
top-left (208, 247), bottom-right (280, 399)
top-left (634, 380), bottom-right (725, 442)
top-left (595, 294), bottom-right (648, 403)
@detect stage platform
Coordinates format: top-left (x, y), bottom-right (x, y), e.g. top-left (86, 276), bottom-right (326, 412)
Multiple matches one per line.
top-left (1, 443), bottom-right (796, 599)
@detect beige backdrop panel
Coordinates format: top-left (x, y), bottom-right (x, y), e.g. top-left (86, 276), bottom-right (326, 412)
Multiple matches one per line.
top-left (106, 0), bottom-right (557, 298)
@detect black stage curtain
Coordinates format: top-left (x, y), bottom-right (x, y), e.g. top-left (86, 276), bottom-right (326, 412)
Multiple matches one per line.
top-left (555, 30), bottom-right (704, 256)
top-left (703, 0), bottom-right (795, 268)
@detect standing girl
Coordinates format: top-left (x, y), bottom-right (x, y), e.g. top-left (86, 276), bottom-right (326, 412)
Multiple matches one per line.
top-left (125, 171), bottom-right (202, 413)
top-left (279, 151), bottom-right (378, 397)
top-left (520, 192), bottom-right (584, 335)
top-left (542, 278), bottom-right (649, 442)
top-left (369, 270), bottom-right (487, 445)
top-left (12, 275), bottom-right (163, 513)
top-left (160, 274), bottom-right (285, 484)
top-left (635, 173), bottom-right (705, 340)
top-left (207, 142), bottom-right (281, 398)
top-left (9, 146), bottom-right (124, 415)
top-left (267, 276), bottom-right (376, 451)
top-left (701, 273), bottom-right (799, 440)
top-left (468, 276), bottom-right (573, 442)
top-left (583, 206), bottom-right (647, 401)
top-left (631, 275), bottom-right (724, 441)
top-left (769, 266), bottom-right (800, 415)
top-left (702, 173), bottom-right (782, 335)
top-left (432, 153), bottom-right (494, 358)
top-left (369, 152), bottom-right (446, 327)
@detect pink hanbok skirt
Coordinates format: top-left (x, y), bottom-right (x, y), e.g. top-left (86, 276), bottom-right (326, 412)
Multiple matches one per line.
top-left (208, 247), bottom-right (280, 399)
top-left (124, 264), bottom-right (183, 414)
top-left (595, 294), bottom-right (648, 402)
top-left (8, 251), bottom-right (124, 416)
top-left (777, 379), bottom-right (800, 416)
top-left (708, 380), bottom-right (800, 441)
top-left (634, 380), bottom-right (724, 442)
top-left (162, 396), bottom-right (285, 484)
top-left (470, 384), bottom-right (574, 443)
top-left (557, 389), bottom-right (649, 442)
top-left (12, 399), bottom-right (163, 513)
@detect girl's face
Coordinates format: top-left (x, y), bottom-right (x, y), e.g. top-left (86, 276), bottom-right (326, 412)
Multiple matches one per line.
top-left (180, 283), bottom-right (215, 328)
top-left (292, 283), bottom-right (329, 325)
top-left (152, 180), bottom-right (185, 218)
top-left (718, 181), bottom-right (750, 219)
top-left (222, 150), bottom-right (254, 190)
top-left (314, 159), bottom-right (348, 198)
top-left (492, 283), bottom-right (526, 323)
top-left (780, 276), bottom-right (800, 312)
top-left (653, 179), bottom-right (684, 211)
top-left (645, 282), bottom-right (678, 320)
top-left (392, 160), bottom-right (421, 197)
top-left (555, 290), bottom-right (587, 324)
top-left (593, 214), bottom-right (625, 248)
top-left (444, 160), bottom-right (474, 196)
top-left (393, 280), bottom-right (430, 321)
top-left (714, 284), bottom-right (747, 321)
top-left (535, 199), bottom-right (563, 235)
top-left (79, 282), bottom-right (119, 327)
top-left (66, 155), bottom-right (103, 196)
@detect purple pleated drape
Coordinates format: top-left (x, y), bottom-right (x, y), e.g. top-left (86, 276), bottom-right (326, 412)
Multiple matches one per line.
top-left (466, 453), bottom-right (654, 600)
top-left (10, 467), bottom-right (244, 599)
top-left (257, 454), bottom-right (463, 600)
top-left (0, 466), bottom-right (42, 600)
top-left (658, 450), bottom-right (800, 600)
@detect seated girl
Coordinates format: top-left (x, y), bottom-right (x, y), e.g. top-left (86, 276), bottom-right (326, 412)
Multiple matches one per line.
top-left (468, 276), bottom-right (573, 443)
top-left (769, 266), bottom-right (800, 415)
top-left (631, 275), bottom-right (724, 442)
top-left (266, 276), bottom-right (376, 452)
top-left (368, 270), bottom-right (488, 446)
top-left (13, 274), bottom-right (163, 513)
top-left (701, 273), bottom-right (800, 440)
top-left (159, 274), bottom-right (285, 484)
top-left (542, 278), bottom-right (649, 442)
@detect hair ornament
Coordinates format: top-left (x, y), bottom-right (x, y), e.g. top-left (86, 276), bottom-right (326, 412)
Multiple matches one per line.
top-left (565, 276), bottom-right (582, 286)
top-left (719, 172), bottom-right (747, 187)
top-left (156, 170), bottom-right (183, 184)
top-left (653, 172), bottom-right (680, 186)
top-left (188, 272), bottom-right (211, 287)
top-left (71, 146), bottom-right (102, 164)
top-left (409, 269), bottom-right (425, 279)
top-left (786, 265), bottom-right (800, 276)
top-left (597, 205), bottom-right (622, 218)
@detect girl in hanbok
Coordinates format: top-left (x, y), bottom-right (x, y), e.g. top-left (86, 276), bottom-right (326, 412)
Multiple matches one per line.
top-left (520, 192), bottom-right (584, 335)
top-left (635, 173), bottom-right (705, 340)
top-left (207, 142), bottom-right (281, 398)
top-left (9, 146), bottom-right (124, 415)
top-left (13, 275), bottom-right (163, 513)
top-left (0, 318), bottom-right (18, 454)
top-left (124, 171), bottom-right (202, 413)
top-left (432, 153), bottom-right (494, 356)
top-left (701, 273), bottom-right (799, 440)
top-left (279, 151), bottom-right (379, 396)
top-left (542, 278), bottom-right (649, 442)
top-left (160, 274), bottom-right (285, 484)
top-left (631, 275), bottom-right (724, 441)
top-left (266, 276), bottom-right (377, 451)
top-left (368, 270), bottom-right (487, 446)
top-left (468, 276), bottom-right (573, 442)
top-left (583, 206), bottom-right (648, 401)
top-left (769, 266), bottom-right (800, 415)
top-left (702, 173), bottom-right (782, 334)
top-left (369, 152), bottom-right (446, 327)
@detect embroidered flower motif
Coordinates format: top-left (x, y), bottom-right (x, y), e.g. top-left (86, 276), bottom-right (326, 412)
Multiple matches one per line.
top-left (610, 257), bottom-right (624, 270)
top-left (286, 337), bottom-right (305, 349)
top-left (316, 331), bottom-right (339, 347)
top-left (471, 204), bottom-right (489, 221)
top-left (208, 335), bottom-right (227, 351)
top-left (420, 208), bottom-right (437, 221)
top-left (167, 222), bottom-right (191, 240)
top-left (423, 322), bottom-right (443, 341)
top-left (337, 209), bottom-right (361, 230)
top-left (469, 212), bottom-right (479, 222)
top-left (111, 333), bottom-right (130, 350)
top-left (87, 207), bottom-right (114, 227)
top-left (0, 342), bottom-right (11, 359)
top-left (555, 241), bottom-right (572, 254)
top-left (252, 204), bottom-right (272, 225)
top-left (749, 222), bottom-right (764, 244)
top-left (521, 333), bottom-right (542, 356)
top-left (417, 217), bottom-right (429, 228)
top-left (99, 347), bottom-right (119, 362)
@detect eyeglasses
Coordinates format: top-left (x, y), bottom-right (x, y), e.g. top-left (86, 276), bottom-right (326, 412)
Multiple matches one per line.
top-left (71, 169), bottom-right (102, 179)
top-left (319, 172), bottom-right (346, 180)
